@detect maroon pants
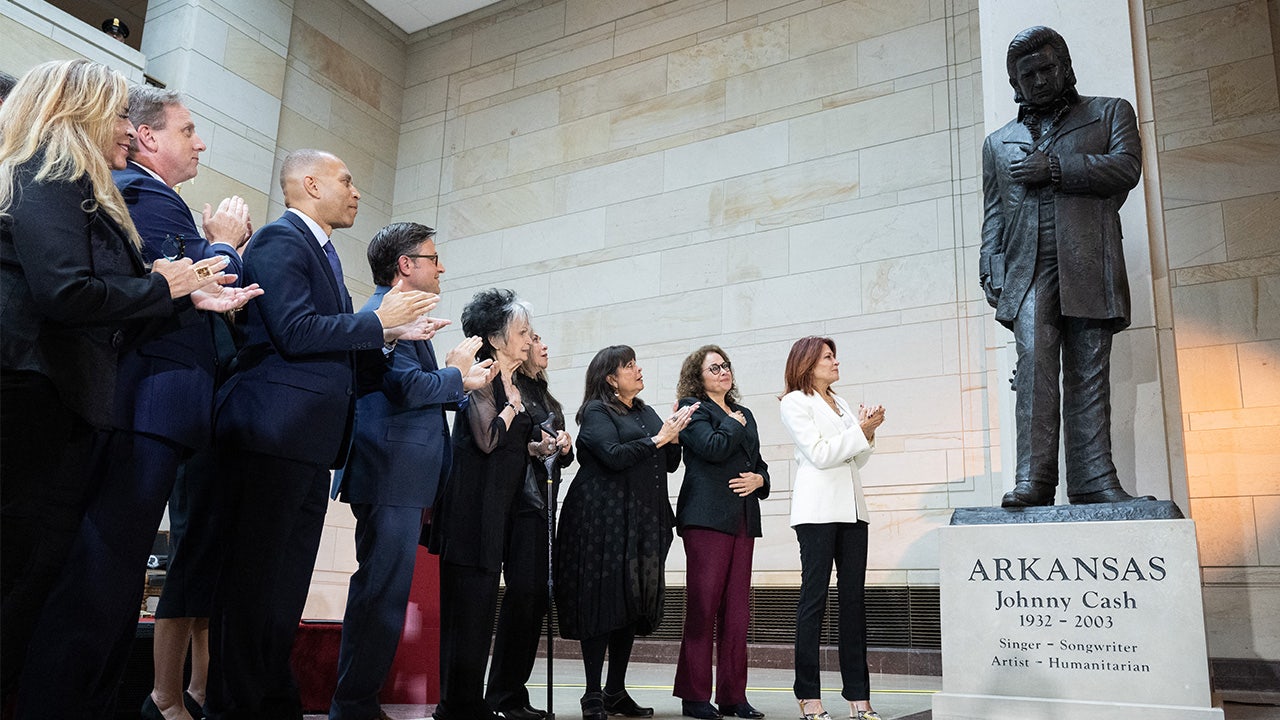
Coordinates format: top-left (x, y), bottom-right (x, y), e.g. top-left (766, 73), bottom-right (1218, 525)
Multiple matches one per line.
top-left (673, 524), bottom-right (755, 704)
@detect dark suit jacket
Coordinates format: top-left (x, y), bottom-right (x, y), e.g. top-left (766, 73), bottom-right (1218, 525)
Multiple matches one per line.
top-left (331, 285), bottom-right (465, 508)
top-left (214, 211), bottom-right (384, 468)
top-left (1, 156), bottom-right (179, 428)
top-left (112, 161), bottom-right (243, 448)
top-left (675, 397), bottom-right (770, 537)
top-left (979, 95), bottom-right (1142, 330)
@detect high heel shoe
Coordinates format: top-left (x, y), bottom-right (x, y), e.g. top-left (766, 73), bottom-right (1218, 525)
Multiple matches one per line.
top-left (183, 691), bottom-right (205, 720)
top-left (851, 711), bottom-right (881, 720)
top-left (797, 699), bottom-right (831, 720)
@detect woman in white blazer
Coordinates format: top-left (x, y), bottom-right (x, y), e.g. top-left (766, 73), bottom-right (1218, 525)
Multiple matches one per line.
top-left (778, 337), bottom-right (885, 720)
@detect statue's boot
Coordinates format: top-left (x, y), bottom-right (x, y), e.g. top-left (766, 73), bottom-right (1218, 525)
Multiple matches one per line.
top-left (1069, 486), bottom-right (1156, 504)
top-left (1001, 482), bottom-right (1056, 507)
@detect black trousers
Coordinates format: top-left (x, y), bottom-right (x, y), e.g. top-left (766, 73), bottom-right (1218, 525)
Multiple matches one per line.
top-left (16, 430), bottom-right (185, 720)
top-left (436, 560), bottom-right (501, 720)
top-left (486, 511), bottom-right (550, 712)
top-left (793, 522), bottom-right (869, 702)
top-left (206, 451), bottom-right (329, 720)
top-left (0, 371), bottom-right (95, 706)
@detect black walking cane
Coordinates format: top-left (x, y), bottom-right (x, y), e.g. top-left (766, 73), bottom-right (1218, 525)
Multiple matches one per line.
top-left (540, 413), bottom-right (559, 719)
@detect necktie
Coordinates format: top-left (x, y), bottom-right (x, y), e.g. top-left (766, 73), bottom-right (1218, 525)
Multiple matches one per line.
top-left (322, 240), bottom-right (344, 287)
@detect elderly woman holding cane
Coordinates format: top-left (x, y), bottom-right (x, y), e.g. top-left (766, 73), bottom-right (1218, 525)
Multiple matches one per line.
top-left (779, 336), bottom-right (885, 720)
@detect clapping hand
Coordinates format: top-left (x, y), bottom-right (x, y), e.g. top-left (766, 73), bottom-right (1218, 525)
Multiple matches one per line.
top-left (191, 282), bottom-right (263, 313)
top-left (857, 403), bottom-right (886, 441)
top-left (655, 401), bottom-right (699, 446)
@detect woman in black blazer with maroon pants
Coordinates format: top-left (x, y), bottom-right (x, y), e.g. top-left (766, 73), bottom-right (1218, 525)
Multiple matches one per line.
top-left (672, 345), bottom-right (769, 720)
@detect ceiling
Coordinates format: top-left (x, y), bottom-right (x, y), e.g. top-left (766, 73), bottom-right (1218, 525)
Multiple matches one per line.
top-left (363, 0), bottom-right (505, 34)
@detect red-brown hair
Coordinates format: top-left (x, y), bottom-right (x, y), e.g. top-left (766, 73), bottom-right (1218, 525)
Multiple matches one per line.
top-left (783, 336), bottom-right (836, 396)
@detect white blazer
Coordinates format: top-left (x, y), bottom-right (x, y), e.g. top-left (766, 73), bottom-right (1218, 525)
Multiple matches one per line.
top-left (779, 390), bottom-right (874, 527)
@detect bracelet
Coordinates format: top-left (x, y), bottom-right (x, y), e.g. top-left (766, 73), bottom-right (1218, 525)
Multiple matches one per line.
top-left (505, 401), bottom-right (518, 412)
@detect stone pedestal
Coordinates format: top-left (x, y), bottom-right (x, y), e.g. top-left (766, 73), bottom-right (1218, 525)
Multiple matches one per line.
top-left (932, 518), bottom-right (1222, 719)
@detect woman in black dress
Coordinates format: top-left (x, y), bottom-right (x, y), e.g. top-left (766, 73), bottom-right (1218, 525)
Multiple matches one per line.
top-left (428, 288), bottom-right (537, 720)
top-left (555, 345), bottom-right (698, 720)
top-left (486, 330), bottom-right (573, 719)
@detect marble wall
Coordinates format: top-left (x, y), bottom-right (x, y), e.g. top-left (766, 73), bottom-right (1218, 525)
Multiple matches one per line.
top-left (1145, 0), bottom-right (1280, 660)
top-left (396, 0), bottom-right (987, 590)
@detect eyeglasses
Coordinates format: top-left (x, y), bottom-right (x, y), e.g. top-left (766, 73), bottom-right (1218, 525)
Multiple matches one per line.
top-left (706, 361), bottom-right (732, 375)
top-left (404, 254), bottom-right (439, 265)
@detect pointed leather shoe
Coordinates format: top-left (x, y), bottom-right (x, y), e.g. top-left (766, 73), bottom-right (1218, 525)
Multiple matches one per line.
top-left (682, 700), bottom-right (723, 719)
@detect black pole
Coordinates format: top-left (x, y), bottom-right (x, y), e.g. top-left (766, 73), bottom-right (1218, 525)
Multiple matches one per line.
top-left (540, 414), bottom-right (559, 719)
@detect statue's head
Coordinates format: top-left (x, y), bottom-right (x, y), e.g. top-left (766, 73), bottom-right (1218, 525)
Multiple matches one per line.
top-left (1006, 26), bottom-right (1079, 107)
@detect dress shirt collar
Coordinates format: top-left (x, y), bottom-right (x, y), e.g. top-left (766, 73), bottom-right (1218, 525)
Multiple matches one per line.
top-left (287, 207), bottom-right (330, 249)
top-left (129, 159), bottom-right (167, 186)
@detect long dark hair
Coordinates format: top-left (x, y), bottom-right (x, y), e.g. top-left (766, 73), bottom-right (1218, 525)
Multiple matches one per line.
top-left (676, 344), bottom-right (740, 404)
top-left (577, 344), bottom-right (644, 423)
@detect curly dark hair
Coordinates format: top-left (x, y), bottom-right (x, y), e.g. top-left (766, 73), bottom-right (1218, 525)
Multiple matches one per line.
top-left (577, 344), bottom-right (644, 423)
top-left (460, 288), bottom-right (530, 361)
top-left (676, 344), bottom-right (739, 405)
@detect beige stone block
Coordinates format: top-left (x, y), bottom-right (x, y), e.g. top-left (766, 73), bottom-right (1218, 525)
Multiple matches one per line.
top-left (508, 114), bottom-right (611, 176)
top-left (664, 123), bottom-right (789, 191)
top-left (1176, 344), bottom-right (1243, 412)
top-left (403, 76), bottom-right (448, 123)
top-left (280, 65), bottom-right (333, 125)
top-left (291, 20), bottom-right (386, 113)
top-left (1161, 130), bottom-right (1280, 208)
top-left (565, 0), bottom-right (668, 35)
top-left (613, 0), bottom-right (727, 57)
top-left (1171, 278), bottom-right (1265, 347)
top-left (609, 81), bottom-right (727, 147)
top-left (514, 24), bottom-right (616, 88)
top-left (659, 238), bottom-right (728, 294)
top-left (862, 448), bottom-right (950, 489)
top-left (179, 165), bottom-right (270, 232)
top-left (1238, 339), bottom-right (1280, 406)
top-left (727, 0), bottom-right (811, 23)
top-left (498, 208), bottom-right (609, 267)
top-left (406, 33), bottom-right (472, 83)
top-left (722, 151), bottom-right (860, 224)
top-left (791, 198), bottom-right (941, 273)
top-left (726, 228), bottom-right (791, 283)
top-left (471, 2), bottom-right (566, 66)
top-left (725, 44), bottom-right (858, 119)
top-left (1159, 110), bottom-right (1280, 154)
top-left (1151, 70), bottom-right (1214, 135)
top-left (596, 285), bottom-right (723, 347)
top-left (393, 160), bottom-right (443, 209)
top-left (456, 58), bottom-right (515, 106)
top-left (441, 178), bottom-right (558, 238)
top-left (562, 153), bottom-right (666, 213)
top-left (723, 266), bottom-right (862, 332)
top-left (445, 142), bottom-right (507, 193)
top-left (1223, 191), bottom-right (1280, 261)
top-left (1187, 404), bottom-right (1280, 431)
top-left (866, 509), bottom-right (948, 570)
top-left (857, 19), bottom-right (946, 87)
top-left (560, 56), bottom-right (668, 121)
top-left (833, 321), bottom-right (948, 383)
top-left (789, 85), bottom-right (937, 162)
top-left (862, 374), bottom-right (962, 434)
top-left (1190, 496), bottom-right (1260, 565)
top-left (1184, 426), bottom-right (1280, 496)
top-left (788, 0), bottom-right (932, 58)
top-left (605, 184), bottom-right (722, 244)
top-left (462, 89), bottom-right (560, 150)
top-left (861, 250), bottom-right (956, 313)
top-left (1164, 203), bottom-right (1227, 268)
top-left (667, 21), bottom-right (789, 92)
top-left (1209, 54), bottom-right (1280, 122)
top-left (858, 130), bottom-right (952, 197)
top-left (1147, 0), bottom-right (1272, 79)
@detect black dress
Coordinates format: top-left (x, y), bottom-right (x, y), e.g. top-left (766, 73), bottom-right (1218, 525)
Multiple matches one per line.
top-left (554, 398), bottom-right (680, 640)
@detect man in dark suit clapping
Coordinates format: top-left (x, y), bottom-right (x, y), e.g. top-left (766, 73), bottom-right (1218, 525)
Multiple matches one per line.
top-left (209, 150), bottom-right (438, 720)
top-left (328, 222), bottom-right (492, 720)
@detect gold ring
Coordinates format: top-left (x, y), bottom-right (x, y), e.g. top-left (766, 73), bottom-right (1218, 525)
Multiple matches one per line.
top-left (195, 266), bottom-right (212, 279)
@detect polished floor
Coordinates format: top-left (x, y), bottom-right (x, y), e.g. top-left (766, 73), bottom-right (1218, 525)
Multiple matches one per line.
top-left (303, 657), bottom-right (1277, 719)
